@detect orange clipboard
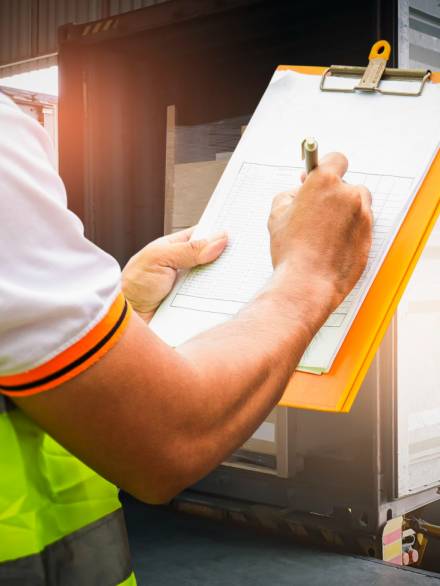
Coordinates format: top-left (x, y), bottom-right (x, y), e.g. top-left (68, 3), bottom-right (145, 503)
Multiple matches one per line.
top-left (277, 64), bottom-right (440, 413)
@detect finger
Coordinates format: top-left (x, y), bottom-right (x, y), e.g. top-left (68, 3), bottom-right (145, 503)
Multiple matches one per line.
top-left (356, 184), bottom-right (372, 207)
top-left (300, 171), bottom-right (306, 183)
top-left (313, 152), bottom-right (348, 179)
top-left (147, 226), bottom-right (196, 249)
top-left (356, 184), bottom-right (373, 222)
top-left (163, 233), bottom-right (228, 269)
top-left (166, 226), bottom-right (195, 244)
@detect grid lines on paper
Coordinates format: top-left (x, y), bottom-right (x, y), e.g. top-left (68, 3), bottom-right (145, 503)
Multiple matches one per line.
top-left (172, 162), bottom-right (414, 326)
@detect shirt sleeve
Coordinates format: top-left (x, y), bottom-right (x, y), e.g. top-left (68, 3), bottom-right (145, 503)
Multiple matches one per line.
top-left (0, 92), bottom-right (131, 397)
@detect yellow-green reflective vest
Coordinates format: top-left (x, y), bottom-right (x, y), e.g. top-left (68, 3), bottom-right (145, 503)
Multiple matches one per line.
top-left (0, 395), bottom-right (137, 585)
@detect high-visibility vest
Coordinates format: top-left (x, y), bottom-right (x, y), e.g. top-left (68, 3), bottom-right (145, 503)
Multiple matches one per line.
top-left (0, 395), bottom-right (137, 585)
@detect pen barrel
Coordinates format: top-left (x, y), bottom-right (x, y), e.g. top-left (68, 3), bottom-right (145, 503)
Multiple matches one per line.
top-left (304, 139), bottom-right (318, 173)
top-left (305, 149), bottom-right (318, 173)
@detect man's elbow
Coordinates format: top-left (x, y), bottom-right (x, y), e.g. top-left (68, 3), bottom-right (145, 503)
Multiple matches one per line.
top-left (126, 464), bottom-right (195, 505)
top-left (127, 444), bottom-right (212, 505)
top-left (130, 482), bottom-right (182, 506)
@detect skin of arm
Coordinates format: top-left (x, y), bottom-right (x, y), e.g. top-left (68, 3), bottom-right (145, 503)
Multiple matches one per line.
top-left (14, 153), bottom-right (372, 505)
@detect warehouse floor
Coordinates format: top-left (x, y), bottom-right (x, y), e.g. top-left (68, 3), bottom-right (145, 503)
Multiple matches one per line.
top-left (122, 494), bottom-right (440, 586)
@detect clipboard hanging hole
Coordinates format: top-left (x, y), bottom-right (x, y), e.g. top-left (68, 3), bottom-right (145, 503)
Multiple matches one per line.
top-left (369, 40), bottom-right (391, 61)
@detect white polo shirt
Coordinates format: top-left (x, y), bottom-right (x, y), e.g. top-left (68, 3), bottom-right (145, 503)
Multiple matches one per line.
top-left (0, 91), bottom-right (130, 397)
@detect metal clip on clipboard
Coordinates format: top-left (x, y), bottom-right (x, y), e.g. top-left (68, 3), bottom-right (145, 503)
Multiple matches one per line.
top-left (320, 40), bottom-right (431, 97)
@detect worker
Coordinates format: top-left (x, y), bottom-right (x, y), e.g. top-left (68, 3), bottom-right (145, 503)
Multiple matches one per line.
top-left (0, 89), bottom-right (372, 585)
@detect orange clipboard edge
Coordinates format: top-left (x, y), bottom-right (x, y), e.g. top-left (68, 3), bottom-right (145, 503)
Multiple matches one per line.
top-left (276, 65), bottom-right (440, 413)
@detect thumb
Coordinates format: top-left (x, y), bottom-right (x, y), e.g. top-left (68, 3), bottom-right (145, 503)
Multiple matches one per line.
top-left (164, 232), bottom-right (228, 269)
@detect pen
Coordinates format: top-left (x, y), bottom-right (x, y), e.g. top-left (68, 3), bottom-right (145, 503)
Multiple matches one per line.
top-left (301, 137), bottom-right (318, 174)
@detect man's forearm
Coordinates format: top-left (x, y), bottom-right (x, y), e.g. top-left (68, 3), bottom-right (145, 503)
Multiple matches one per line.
top-left (161, 267), bottom-right (331, 493)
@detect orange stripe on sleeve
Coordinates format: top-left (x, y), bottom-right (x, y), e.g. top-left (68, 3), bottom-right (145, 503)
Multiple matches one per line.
top-left (0, 293), bottom-right (132, 397)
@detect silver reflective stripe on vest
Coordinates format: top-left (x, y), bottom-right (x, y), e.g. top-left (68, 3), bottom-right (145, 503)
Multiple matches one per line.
top-left (0, 395), bottom-right (15, 414)
top-left (0, 508), bottom-right (132, 586)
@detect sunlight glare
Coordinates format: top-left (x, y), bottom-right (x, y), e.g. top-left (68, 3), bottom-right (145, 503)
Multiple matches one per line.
top-left (0, 66), bottom-right (58, 96)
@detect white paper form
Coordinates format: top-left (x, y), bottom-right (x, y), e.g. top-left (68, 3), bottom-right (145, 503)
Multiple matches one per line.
top-left (151, 70), bottom-right (440, 372)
